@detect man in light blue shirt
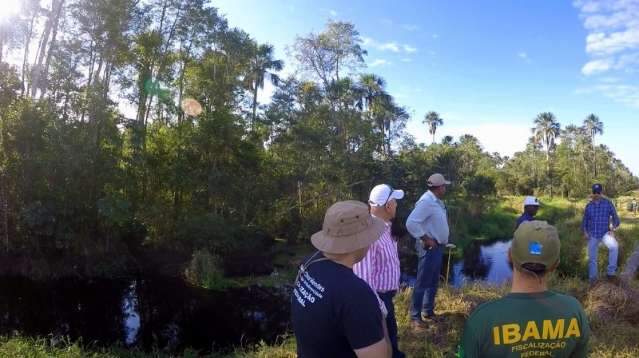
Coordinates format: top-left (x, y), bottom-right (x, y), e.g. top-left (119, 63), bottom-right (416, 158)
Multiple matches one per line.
top-left (405, 173), bottom-right (450, 330)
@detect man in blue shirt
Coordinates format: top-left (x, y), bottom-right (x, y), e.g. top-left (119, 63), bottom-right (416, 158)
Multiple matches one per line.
top-left (406, 173), bottom-right (450, 330)
top-left (582, 183), bottom-right (620, 282)
top-left (515, 196), bottom-right (540, 230)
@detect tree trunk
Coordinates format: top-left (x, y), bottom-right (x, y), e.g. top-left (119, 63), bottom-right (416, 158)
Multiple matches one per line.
top-left (81, 41), bottom-right (96, 122)
top-left (252, 82), bottom-right (258, 130)
top-left (38, 0), bottom-right (65, 100)
top-left (593, 136), bottom-right (598, 179)
top-left (31, 0), bottom-right (61, 98)
top-left (20, 15), bottom-right (36, 97)
top-left (0, 172), bottom-right (8, 253)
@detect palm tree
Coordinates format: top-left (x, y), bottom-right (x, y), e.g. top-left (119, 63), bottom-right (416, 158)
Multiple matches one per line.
top-left (247, 44), bottom-right (283, 129)
top-left (583, 114), bottom-right (603, 177)
top-left (533, 112), bottom-right (561, 196)
top-left (423, 111), bottom-right (443, 144)
top-left (358, 74), bottom-right (386, 111)
top-left (358, 74), bottom-right (394, 155)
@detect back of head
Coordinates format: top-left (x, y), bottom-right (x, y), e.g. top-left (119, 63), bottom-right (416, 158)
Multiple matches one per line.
top-left (511, 221), bottom-right (560, 277)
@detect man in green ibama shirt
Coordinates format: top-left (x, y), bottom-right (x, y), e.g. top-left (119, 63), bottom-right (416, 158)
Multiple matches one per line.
top-left (458, 221), bottom-right (590, 358)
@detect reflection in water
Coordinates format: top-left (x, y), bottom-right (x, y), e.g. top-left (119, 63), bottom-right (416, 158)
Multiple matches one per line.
top-left (0, 277), bottom-right (290, 354)
top-left (122, 280), bottom-right (140, 345)
top-left (452, 240), bottom-right (513, 287)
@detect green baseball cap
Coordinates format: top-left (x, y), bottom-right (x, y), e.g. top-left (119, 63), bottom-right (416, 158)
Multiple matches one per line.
top-left (511, 221), bottom-right (560, 270)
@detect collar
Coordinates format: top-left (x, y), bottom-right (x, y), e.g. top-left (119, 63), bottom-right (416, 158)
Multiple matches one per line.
top-left (371, 213), bottom-right (392, 226)
top-left (426, 190), bottom-right (444, 205)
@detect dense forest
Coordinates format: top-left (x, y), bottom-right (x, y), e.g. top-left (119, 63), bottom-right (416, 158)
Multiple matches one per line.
top-left (0, 0), bottom-right (637, 278)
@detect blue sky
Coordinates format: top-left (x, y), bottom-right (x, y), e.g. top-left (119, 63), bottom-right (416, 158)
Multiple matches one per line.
top-left (216, 0), bottom-right (639, 175)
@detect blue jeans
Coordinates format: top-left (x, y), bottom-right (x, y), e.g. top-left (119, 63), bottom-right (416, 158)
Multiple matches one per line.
top-left (588, 234), bottom-right (618, 281)
top-left (410, 244), bottom-right (443, 320)
top-left (379, 291), bottom-right (405, 358)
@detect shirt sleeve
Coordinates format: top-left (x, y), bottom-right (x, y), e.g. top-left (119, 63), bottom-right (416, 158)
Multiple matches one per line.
top-left (406, 200), bottom-right (431, 239)
top-left (609, 201), bottom-right (621, 228)
top-left (341, 283), bottom-right (385, 350)
top-left (581, 204), bottom-right (589, 233)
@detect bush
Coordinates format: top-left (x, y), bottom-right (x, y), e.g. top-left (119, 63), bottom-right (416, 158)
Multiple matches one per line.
top-left (184, 249), bottom-right (228, 290)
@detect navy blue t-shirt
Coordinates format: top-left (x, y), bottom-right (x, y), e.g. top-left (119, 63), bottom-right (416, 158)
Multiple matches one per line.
top-left (291, 254), bottom-right (385, 358)
top-left (515, 212), bottom-right (535, 230)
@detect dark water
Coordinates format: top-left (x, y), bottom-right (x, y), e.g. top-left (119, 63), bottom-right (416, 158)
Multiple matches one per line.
top-left (400, 239), bottom-right (514, 288)
top-left (451, 239), bottom-right (513, 287)
top-left (0, 276), bottom-right (290, 353)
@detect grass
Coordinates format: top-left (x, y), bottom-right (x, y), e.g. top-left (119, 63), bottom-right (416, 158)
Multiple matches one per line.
top-left (236, 276), bottom-right (639, 358)
top-left (4, 194), bottom-right (639, 357)
top-left (5, 278), bottom-right (639, 358)
top-left (239, 194), bottom-right (639, 357)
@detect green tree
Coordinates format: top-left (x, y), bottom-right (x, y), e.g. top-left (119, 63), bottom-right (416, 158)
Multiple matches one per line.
top-left (423, 111), bottom-right (443, 144)
top-left (583, 113), bottom-right (603, 178)
top-left (246, 43), bottom-right (283, 128)
top-left (293, 20), bottom-right (366, 88)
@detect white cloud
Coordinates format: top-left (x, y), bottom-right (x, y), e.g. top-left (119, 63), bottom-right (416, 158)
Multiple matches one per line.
top-left (362, 37), bottom-right (419, 55)
top-left (596, 83), bottom-right (639, 107)
top-left (586, 30), bottom-right (639, 55)
top-left (329, 9), bottom-right (338, 17)
top-left (432, 34), bottom-right (440, 39)
top-left (402, 24), bottom-right (420, 31)
top-left (574, 0), bottom-right (639, 108)
top-left (403, 45), bottom-right (418, 53)
top-left (370, 59), bottom-right (391, 67)
top-left (582, 58), bottom-right (613, 75)
top-left (517, 51), bottom-right (532, 63)
top-left (379, 42), bottom-right (401, 52)
top-left (400, 58), bottom-right (413, 63)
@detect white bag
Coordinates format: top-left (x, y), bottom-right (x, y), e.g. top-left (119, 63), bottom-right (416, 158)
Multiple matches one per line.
top-left (601, 232), bottom-right (619, 249)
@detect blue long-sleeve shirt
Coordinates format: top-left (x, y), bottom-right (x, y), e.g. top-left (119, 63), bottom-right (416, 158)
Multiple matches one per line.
top-left (581, 198), bottom-right (620, 239)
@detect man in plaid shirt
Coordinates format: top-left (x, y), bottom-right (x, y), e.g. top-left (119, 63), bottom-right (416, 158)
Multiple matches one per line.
top-left (582, 183), bottom-right (620, 282)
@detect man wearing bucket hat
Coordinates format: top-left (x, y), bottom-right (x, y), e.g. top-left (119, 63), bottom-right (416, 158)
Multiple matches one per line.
top-left (458, 221), bottom-right (590, 357)
top-left (515, 196), bottom-right (540, 230)
top-left (406, 173), bottom-right (451, 329)
top-left (353, 184), bottom-right (405, 358)
top-left (291, 200), bottom-right (391, 358)
top-left (582, 183), bottom-right (620, 282)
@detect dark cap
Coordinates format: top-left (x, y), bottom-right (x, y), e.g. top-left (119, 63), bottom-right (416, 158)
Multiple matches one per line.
top-left (592, 184), bottom-right (603, 194)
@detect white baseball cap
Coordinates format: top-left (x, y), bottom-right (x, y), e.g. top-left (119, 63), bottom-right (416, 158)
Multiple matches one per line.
top-left (524, 196), bottom-right (540, 207)
top-left (369, 184), bottom-right (405, 207)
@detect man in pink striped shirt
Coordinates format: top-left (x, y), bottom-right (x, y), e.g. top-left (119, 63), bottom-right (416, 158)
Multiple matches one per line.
top-left (353, 184), bottom-right (405, 358)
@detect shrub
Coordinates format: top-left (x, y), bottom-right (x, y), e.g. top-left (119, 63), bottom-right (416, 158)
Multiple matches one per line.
top-left (184, 249), bottom-right (227, 290)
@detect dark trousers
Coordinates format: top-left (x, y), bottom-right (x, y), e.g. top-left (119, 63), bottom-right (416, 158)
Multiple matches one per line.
top-left (378, 290), bottom-right (405, 358)
top-left (410, 244), bottom-right (443, 320)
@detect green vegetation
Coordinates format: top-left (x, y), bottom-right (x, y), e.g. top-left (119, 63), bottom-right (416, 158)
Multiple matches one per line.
top-left (0, 1), bottom-right (636, 281)
top-left (0, 1), bottom-right (638, 357)
top-left (7, 277), bottom-right (639, 357)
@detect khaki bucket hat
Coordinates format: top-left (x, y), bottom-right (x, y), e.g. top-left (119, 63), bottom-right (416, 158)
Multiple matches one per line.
top-left (311, 200), bottom-right (385, 254)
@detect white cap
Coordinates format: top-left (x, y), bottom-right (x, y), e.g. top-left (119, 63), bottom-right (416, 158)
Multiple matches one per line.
top-left (524, 196), bottom-right (540, 207)
top-left (427, 173), bottom-right (451, 187)
top-left (369, 184), bottom-right (405, 206)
